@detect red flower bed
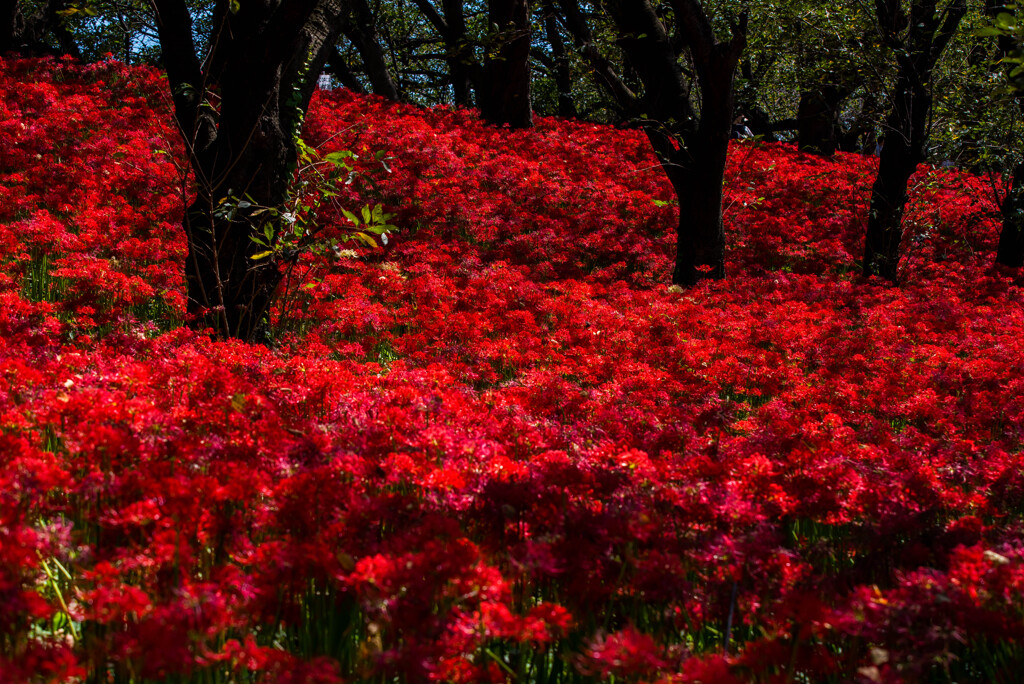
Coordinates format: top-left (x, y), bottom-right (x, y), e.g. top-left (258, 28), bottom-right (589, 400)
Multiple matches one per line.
top-left (2, 56), bottom-right (1024, 682)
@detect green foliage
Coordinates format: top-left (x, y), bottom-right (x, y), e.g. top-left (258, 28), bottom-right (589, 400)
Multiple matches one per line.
top-left (725, 0), bottom-right (881, 129)
top-left (216, 142), bottom-right (396, 266)
top-left (41, 0), bottom-right (216, 63)
top-left (978, 4), bottom-right (1024, 92)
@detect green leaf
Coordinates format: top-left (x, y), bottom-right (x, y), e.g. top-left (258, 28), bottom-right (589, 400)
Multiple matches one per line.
top-left (251, 250), bottom-right (273, 260)
top-left (324, 151), bottom-right (356, 166)
top-left (341, 208), bottom-right (360, 226)
top-left (58, 4), bottom-right (97, 17)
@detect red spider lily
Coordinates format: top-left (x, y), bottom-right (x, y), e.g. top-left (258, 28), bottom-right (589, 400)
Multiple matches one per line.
top-left (2, 55), bottom-right (1024, 682)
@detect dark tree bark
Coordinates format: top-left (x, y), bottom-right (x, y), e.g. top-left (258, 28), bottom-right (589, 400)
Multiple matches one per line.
top-left (997, 161), bottom-right (1024, 267)
top-left (150, 0), bottom-right (350, 341)
top-left (985, 0), bottom-right (1024, 267)
top-left (340, 0), bottom-right (400, 100)
top-left (0, 0), bottom-right (78, 57)
top-left (50, 15), bottom-right (80, 59)
top-left (541, 0), bottom-right (576, 118)
top-left (0, 0), bottom-right (25, 54)
top-left (479, 0), bottom-right (533, 128)
top-left (442, 0), bottom-right (479, 106)
top-left (797, 85), bottom-right (848, 156)
top-left (735, 54), bottom-right (778, 140)
top-left (837, 92), bottom-right (882, 154)
top-left (411, 0), bottom-right (480, 107)
top-left (863, 0), bottom-right (966, 281)
top-left (559, 0), bottom-right (744, 285)
top-left (327, 45), bottom-right (368, 94)
top-left (555, 0), bottom-right (637, 108)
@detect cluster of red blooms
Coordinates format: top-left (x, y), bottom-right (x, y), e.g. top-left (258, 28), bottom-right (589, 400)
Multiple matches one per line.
top-left (2, 55), bottom-right (1024, 682)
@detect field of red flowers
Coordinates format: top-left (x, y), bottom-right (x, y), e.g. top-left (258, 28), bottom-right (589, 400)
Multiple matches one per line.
top-left (2, 55), bottom-right (1024, 683)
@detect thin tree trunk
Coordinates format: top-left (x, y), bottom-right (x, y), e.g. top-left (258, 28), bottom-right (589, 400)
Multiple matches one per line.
top-left (410, 0), bottom-right (479, 106)
top-left (837, 92), bottom-right (881, 154)
top-left (51, 18), bottom-right (80, 59)
top-left (328, 45), bottom-right (367, 93)
top-left (863, 0), bottom-right (965, 280)
top-left (997, 161), bottom-right (1024, 267)
top-left (555, 0), bottom-right (638, 108)
top-left (734, 55), bottom-right (778, 139)
top-left (343, 0), bottom-right (400, 100)
top-left (0, 0), bottom-right (22, 54)
top-left (448, 49), bottom-right (477, 107)
top-left (480, 0), bottom-right (533, 128)
top-left (985, 1), bottom-right (1024, 267)
top-left (441, 0), bottom-right (478, 106)
top-left (542, 0), bottom-right (576, 118)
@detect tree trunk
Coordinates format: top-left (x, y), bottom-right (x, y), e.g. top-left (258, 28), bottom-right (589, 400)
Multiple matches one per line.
top-left (152, 0), bottom-right (349, 342)
top-left (542, 0), bottom-right (576, 118)
top-left (663, 143), bottom-right (728, 284)
top-left (0, 0), bottom-right (76, 56)
top-left (863, 0), bottom-right (966, 281)
top-left (555, 0), bottom-right (742, 285)
top-left (863, 90), bottom-right (922, 280)
top-left (184, 69), bottom-right (294, 341)
top-left (328, 45), bottom-right (368, 93)
top-left (733, 55), bottom-right (778, 140)
top-left (0, 0), bottom-right (21, 54)
top-left (480, 0), bottom-right (533, 128)
top-left (342, 0), bottom-right (400, 100)
top-left (984, 1), bottom-right (1024, 267)
top-left (410, 0), bottom-right (480, 107)
top-left (997, 161), bottom-right (1024, 267)
top-left (658, 58), bottom-right (734, 285)
top-left (448, 47), bottom-right (477, 108)
top-left (837, 92), bottom-right (881, 154)
top-left (601, 0), bottom-right (741, 286)
top-left (797, 85), bottom-right (846, 156)
top-left (441, 0), bottom-right (478, 107)
top-left (50, 16), bottom-right (79, 59)
top-left (555, 0), bottom-right (638, 108)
